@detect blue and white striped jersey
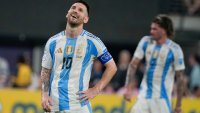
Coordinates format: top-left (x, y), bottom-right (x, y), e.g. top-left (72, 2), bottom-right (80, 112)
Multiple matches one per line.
top-left (42, 30), bottom-right (112, 111)
top-left (134, 36), bottom-right (185, 107)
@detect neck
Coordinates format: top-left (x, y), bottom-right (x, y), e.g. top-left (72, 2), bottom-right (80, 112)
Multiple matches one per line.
top-left (65, 23), bottom-right (83, 38)
top-left (156, 36), bottom-right (168, 45)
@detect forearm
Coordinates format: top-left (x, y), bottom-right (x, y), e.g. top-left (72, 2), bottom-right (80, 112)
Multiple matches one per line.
top-left (125, 62), bottom-right (138, 89)
top-left (175, 71), bottom-right (184, 108)
top-left (94, 60), bottom-right (117, 93)
top-left (41, 67), bottom-right (51, 94)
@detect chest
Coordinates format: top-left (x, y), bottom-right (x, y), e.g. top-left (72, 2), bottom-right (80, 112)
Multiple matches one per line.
top-left (145, 44), bottom-right (174, 67)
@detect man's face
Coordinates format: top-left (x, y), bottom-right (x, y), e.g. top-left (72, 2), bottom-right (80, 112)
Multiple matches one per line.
top-left (66, 3), bottom-right (89, 26)
top-left (150, 23), bottom-right (165, 40)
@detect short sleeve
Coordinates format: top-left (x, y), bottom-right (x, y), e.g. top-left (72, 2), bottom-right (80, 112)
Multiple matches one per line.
top-left (173, 46), bottom-right (185, 71)
top-left (134, 36), bottom-right (149, 59)
top-left (92, 37), bottom-right (113, 64)
top-left (41, 40), bottom-right (52, 69)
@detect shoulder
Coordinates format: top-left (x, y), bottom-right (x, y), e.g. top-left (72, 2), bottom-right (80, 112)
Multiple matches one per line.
top-left (82, 30), bottom-right (106, 49)
top-left (46, 31), bottom-right (65, 45)
top-left (83, 30), bottom-right (102, 42)
top-left (168, 40), bottom-right (183, 54)
top-left (140, 35), bottom-right (152, 42)
top-left (168, 40), bottom-right (182, 50)
top-left (142, 35), bottom-right (151, 40)
top-left (138, 36), bottom-right (152, 46)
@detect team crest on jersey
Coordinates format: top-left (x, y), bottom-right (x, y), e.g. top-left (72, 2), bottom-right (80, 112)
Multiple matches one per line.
top-left (76, 45), bottom-right (84, 59)
top-left (152, 50), bottom-right (159, 58)
top-left (147, 51), bottom-right (151, 55)
top-left (66, 46), bottom-right (73, 55)
top-left (77, 46), bottom-right (83, 55)
top-left (160, 53), bottom-right (165, 59)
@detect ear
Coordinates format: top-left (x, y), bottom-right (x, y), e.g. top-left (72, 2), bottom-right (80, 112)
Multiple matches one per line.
top-left (66, 10), bottom-right (70, 19)
top-left (66, 14), bottom-right (68, 19)
top-left (66, 12), bottom-right (69, 19)
top-left (84, 16), bottom-right (89, 24)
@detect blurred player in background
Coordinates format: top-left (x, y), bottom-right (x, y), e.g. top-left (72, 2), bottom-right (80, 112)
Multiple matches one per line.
top-left (124, 14), bottom-right (185, 113)
top-left (41, 0), bottom-right (117, 112)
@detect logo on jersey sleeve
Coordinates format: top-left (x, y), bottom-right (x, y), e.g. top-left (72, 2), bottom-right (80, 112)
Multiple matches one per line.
top-left (178, 58), bottom-right (184, 65)
top-left (101, 53), bottom-right (111, 61)
top-left (66, 46), bottom-right (73, 55)
top-left (98, 51), bottom-right (112, 64)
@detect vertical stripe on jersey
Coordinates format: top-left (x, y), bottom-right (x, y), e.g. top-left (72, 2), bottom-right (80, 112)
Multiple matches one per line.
top-left (58, 38), bottom-right (77, 110)
top-left (160, 49), bottom-right (174, 113)
top-left (49, 40), bottom-right (56, 96)
top-left (79, 39), bottom-right (97, 106)
top-left (143, 41), bottom-right (148, 53)
top-left (87, 103), bottom-right (92, 113)
top-left (146, 45), bottom-right (161, 99)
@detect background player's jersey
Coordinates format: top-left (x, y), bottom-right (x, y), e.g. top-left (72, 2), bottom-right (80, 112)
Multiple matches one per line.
top-left (134, 36), bottom-right (185, 107)
top-left (42, 30), bottom-right (112, 111)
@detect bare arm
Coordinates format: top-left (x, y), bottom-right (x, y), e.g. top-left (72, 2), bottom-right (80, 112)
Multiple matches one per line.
top-left (41, 67), bottom-right (51, 94)
top-left (124, 57), bottom-right (141, 101)
top-left (125, 57), bottom-right (141, 89)
top-left (77, 59), bottom-right (117, 101)
top-left (94, 59), bottom-right (117, 93)
top-left (174, 70), bottom-right (185, 113)
top-left (41, 67), bottom-right (52, 112)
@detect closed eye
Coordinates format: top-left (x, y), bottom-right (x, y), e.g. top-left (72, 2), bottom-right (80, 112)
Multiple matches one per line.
top-left (78, 8), bottom-right (83, 12)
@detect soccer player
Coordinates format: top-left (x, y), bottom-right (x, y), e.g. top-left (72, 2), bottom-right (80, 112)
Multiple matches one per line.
top-left (124, 15), bottom-right (185, 113)
top-left (41, 1), bottom-right (117, 112)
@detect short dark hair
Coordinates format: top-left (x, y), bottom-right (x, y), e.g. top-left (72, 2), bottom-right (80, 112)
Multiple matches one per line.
top-left (73, 0), bottom-right (90, 16)
top-left (152, 14), bottom-right (175, 38)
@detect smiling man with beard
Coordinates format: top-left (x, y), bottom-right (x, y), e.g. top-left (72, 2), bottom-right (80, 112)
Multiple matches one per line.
top-left (40, 1), bottom-right (117, 113)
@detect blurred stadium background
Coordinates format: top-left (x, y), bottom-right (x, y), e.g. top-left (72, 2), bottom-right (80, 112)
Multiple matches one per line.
top-left (0, 0), bottom-right (200, 113)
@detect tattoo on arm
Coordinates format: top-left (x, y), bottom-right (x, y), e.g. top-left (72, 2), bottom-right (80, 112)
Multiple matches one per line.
top-left (176, 70), bottom-right (184, 107)
top-left (41, 67), bottom-right (51, 93)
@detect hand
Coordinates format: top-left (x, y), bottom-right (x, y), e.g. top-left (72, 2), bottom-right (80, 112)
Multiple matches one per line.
top-left (76, 87), bottom-right (100, 102)
top-left (42, 92), bottom-right (52, 112)
top-left (123, 87), bottom-right (133, 102)
top-left (173, 106), bottom-right (182, 113)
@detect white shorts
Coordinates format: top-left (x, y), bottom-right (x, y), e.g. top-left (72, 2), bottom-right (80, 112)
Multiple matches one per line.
top-left (130, 98), bottom-right (172, 113)
top-left (45, 103), bottom-right (92, 113)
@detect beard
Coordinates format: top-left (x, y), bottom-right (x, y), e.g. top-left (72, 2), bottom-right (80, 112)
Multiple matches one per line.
top-left (151, 34), bottom-right (162, 41)
top-left (67, 19), bottom-right (79, 27)
top-left (67, 15), bottom-right (83, 28)
top-left (68, 21), bottom-right (79, 27)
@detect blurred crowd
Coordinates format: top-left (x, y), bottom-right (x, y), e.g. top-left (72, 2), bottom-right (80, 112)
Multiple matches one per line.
top-left (0, 53), bottom-right (39, 90)
top-left (0, 46), bottom-right (200, 98)
top-left (184, 0), bottom-right (200, 16)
